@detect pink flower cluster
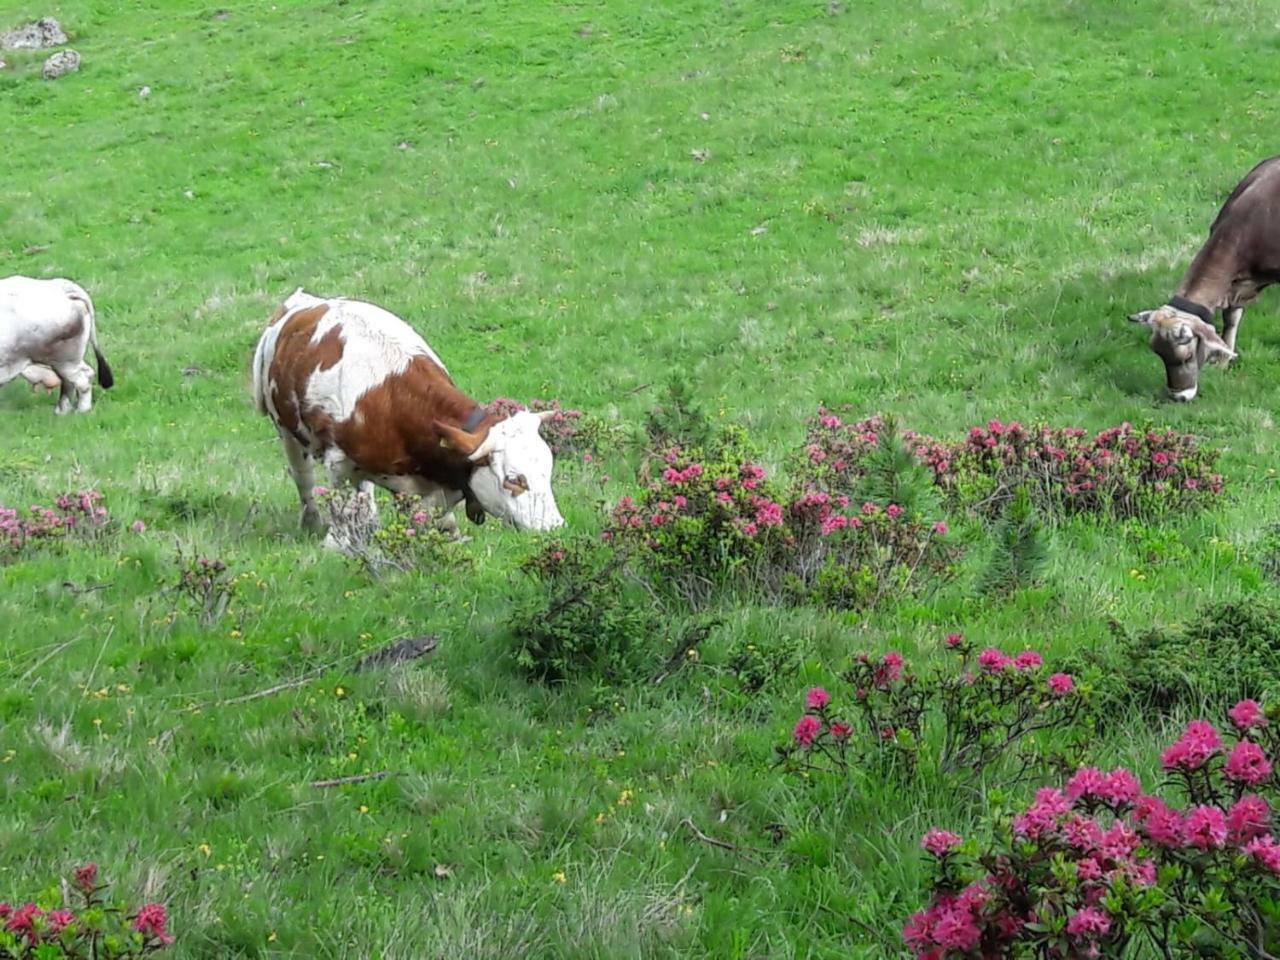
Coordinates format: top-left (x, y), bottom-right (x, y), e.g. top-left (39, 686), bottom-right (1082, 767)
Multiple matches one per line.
top-left (609, 450), bottom-right (786, 548)
top-left (908, 702), bottom-right (1280, 957)
top-left (914, 419), bottom-right (1225, 517)
top-left (486, 397), bottom-right (587, 456)
top-left (0, 863), bottom-right (173, 950)
top-left (801, 408), bottom-right (1225, 519)
top-left (134, 902), bottom-right (175, 945)
top-left (1, 490), bottom-right (111, 554)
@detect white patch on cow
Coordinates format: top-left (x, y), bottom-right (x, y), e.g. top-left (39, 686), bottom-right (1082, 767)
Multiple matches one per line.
top-left (467, 411), bottom-right (565, 531)
top-left (1169, 386), bottom-right (1198, 402)
top-left (300, 298), bottom-right (449, 421)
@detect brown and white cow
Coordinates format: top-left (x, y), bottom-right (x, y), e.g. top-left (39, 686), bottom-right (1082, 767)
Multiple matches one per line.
top-left (251, 289), bottom-right (565, 535)
top-left (0, 276), bottom-right (114, 413)
top-left (1126, 156), bottom-right (1280, 401)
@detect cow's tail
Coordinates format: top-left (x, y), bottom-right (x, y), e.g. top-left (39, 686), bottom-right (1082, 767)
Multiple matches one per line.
top-left (251, 328), bottom-right (271, 416)
top-left (64, 283), bottom-right (114, 390)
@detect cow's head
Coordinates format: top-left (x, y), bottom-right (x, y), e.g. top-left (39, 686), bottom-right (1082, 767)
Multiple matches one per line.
top-left (1127, 305), bottom-right (1235, 401)
top-left (435, 410), bottom-right (565, 531)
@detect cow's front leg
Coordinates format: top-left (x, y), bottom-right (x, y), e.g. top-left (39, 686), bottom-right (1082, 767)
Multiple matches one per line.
top-left (1222, 307), bottom-right (1244, 356)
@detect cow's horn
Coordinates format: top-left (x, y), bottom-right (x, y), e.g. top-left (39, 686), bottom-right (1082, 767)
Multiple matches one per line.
top-left (468, 429), bottom-right (498, 462)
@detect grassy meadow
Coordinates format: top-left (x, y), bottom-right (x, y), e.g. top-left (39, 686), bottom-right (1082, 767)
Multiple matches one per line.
top-left (3, 0), bottom-right (1280, 955)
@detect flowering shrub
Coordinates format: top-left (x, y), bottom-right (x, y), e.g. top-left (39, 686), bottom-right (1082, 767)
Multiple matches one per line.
top-left (778, 634), bottom-right (1088, 785)
top-left (486, 397), bottom-right (614, 458)
top-left (0, 490), bottom-right (110, 557)
top-left (173, 551), bottom-right (235, 627)
top-left (315, 488), bottom-right (472, 577)
top-left (0, 863), bottom-right (174, 958)
top-left (607, 429), bottom-right (958, 609)
top-left (904, 701), bottom-right (1280, 958)
top-left (913, 420), bottom-right (1224, 518)
top-left (783, 487), bottom-right (958, 610)
top-left (606, 428), bottom-right (789, 606)
top-left (800, 408), bottom-right (1224, 519)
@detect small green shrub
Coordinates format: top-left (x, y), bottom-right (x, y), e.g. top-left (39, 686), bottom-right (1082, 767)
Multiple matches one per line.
top-left (1070, 597), bottom-right (1280, 719)
top-left (724, 631), bottom-right (803, 696)
top-left (508, 537), bottom-right (659, 683)
top-left (975, 487), bottom-right (1050, 597)
top-left (644, 375), bottom-right (716, 452)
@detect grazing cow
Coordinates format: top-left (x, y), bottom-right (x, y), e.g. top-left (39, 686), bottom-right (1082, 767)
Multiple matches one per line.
top-left (251, 289), bottom-right (565, 535)
top-left (0, 276), bottom-right (114, 413)
top-left (1126, 156), bottom-right (1280, 401)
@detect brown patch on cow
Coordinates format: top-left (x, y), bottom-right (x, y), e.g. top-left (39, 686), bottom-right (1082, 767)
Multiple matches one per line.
top-left (267, 304), bottom-right (343, 442)
top-left (330, 356), bottom-right (500, 490)
top-left (49, 313), bottom-right (84, 344)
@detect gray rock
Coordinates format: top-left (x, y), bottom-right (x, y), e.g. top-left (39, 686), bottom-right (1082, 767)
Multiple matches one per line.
top-left (42, 49), bottom-right (80, 80)
top-left (2, 17), bottom-right (67, 51)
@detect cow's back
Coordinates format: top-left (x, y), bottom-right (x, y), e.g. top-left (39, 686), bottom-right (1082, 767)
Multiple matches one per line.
top-left (0, 275), bottom-right (89, 360)
top-left (253, 292), bottom-right (450, 454)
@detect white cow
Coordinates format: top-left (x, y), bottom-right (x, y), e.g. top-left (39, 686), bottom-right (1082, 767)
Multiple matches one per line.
top-left (0, 276), bottom-right (114, 413)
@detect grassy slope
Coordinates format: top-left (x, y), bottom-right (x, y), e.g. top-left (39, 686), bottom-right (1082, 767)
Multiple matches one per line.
top-left (1, 0), bottom-right (1279, 955)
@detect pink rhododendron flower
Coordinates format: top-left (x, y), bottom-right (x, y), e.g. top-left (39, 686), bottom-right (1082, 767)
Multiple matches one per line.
top-left (806, 687), bottom-right (830, 710)
top-left (793, 715), bottom-right (822, 747)
top-left (1183, 805), bottom-right (1228, 850)
top-left (6, 904), bottom-right (42, 943)
top-left (1047, 673), bottom-right (1074, 696)
top-left (1013, 650), bottom-right (1043, 671)
top-left (133, 903), bottom-right (174, 945)
top-left (920, 829), bottom-right (962, 857)
top-left (46, 910), bottom-right (75, 934)
top-left (977, 647), bottom-right (1011, 673)
top-left (1140, 801), bottom-right (1185, 848)
top-left (1076, 857), bottom-right (1104, 881)
top-left (877, 651), bottom-right (905, 684)
top-left (1161, 720), bottom-right (1222, 772)
top-left (1099, 768), bottom-right (1142, 808)
top-left (74, 862), bottom-right (98, 893)
top-left (1230, 699), bottom-right (1266, 730)
top-left (1066, 767), bottom-right (1106, 802)
top-left (1066, 907), bottom-right (1111, 939)
top-left (931, 908), bottom-right (981, 952)
top-left (1224, 740), bottom-right (1273, 785)
top-left (1228, 794), bottom-right (1271, 844)
top-left (1245, 834), bottom-right (1280, 874)
top-left (1013, 787), bottom-right (1072, 839)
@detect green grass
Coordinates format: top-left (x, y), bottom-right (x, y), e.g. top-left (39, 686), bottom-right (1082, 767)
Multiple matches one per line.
top-left (3, 0), bottom-right (1280, 955)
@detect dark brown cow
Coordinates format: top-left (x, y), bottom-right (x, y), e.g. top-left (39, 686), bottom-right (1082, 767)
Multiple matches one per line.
top-left (251, 289), bottom-right (564, 535)
top-left (1127, 157), bottom-right (1280, 400)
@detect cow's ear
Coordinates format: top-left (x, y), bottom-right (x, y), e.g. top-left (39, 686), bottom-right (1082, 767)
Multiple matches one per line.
top-left (1192, 319), bottom-right (1237, 365)
top-left (435, 420), bottom-right (482, 456)
top-left (1128, 310), bottom-right (1155, 326)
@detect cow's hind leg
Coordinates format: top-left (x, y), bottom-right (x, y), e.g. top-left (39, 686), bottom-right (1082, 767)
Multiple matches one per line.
top-left (50, 361), bottom-right (93, 414)
top-left (277, 430), bottom-right (322, 532)
top-left (1222, 307), bottom-right (1244, 356)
